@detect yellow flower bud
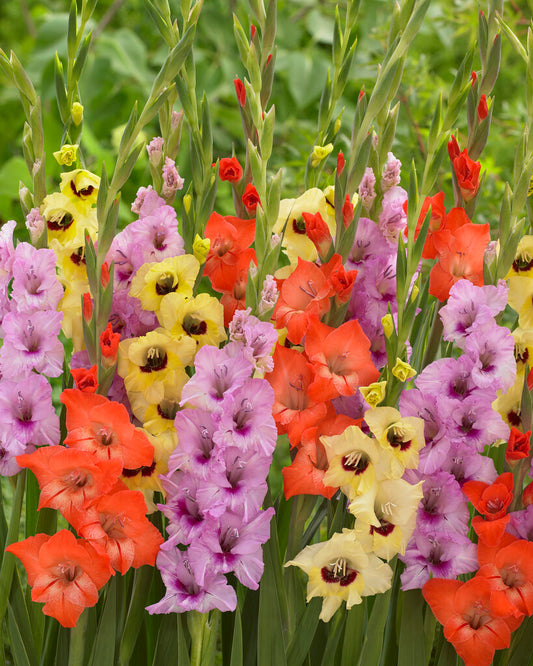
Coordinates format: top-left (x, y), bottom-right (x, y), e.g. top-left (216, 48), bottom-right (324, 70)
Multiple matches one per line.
top-left (410, 284), bottom-right (419, 302)
top-left (333, 118), bottom-right (341, 135)
top-left (310, 143), bottom-right (334, 168)
top-left (53, 144), bottom-right (78, 167)
top-left (71, 102), bottom-right (83, 126)
top-left (359, 381), bottom-right (387, 407)
top-left (183, 194), bottom-right (192, 214)
top-left (192, 234), bottom-right (210, 264)
top-left (392, 358), bottom-right (417, 383)
top-left (381, 314), bottom-right (394, 338)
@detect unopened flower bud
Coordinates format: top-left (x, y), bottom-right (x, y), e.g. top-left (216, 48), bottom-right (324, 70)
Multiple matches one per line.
top-left (381, 313), bottom-right (394, 338)
top-left (193, 234), bottom-right (210, 263)
top-left (392, 358), bottom-right (417, 382)
top-left (359, 381), bottom-right (387, 407)
top-left (71, 102), bottom-right (84, 125)
top-left (310, 143), bottom-right (333, 168)
top-left (53, 143), bottom-right (78, 167)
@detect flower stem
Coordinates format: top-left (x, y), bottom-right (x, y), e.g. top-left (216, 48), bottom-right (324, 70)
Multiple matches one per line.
top-left (68, 608), bottom-right (88, 666)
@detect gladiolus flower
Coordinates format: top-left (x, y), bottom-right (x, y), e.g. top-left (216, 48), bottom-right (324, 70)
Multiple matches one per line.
top-left (505, 427), bottom-right (531, 464)
top-left (463, 473), bottom-right (513, 521)
top-left (423, 576), bottom-right (514, 666)
top-left (71, 365), bottom-right (98, 393)
top-left (6, 530), bottom-right (112, 627)
top-left (242, 183), bottom-right (261, 212)
top-left (303, 211), bottom-right (332, 258)
top-left (61, 389), bottom-right (154, 469)
top-left (429, 223), bottom-right (490, 301)
top-left (100, 323), bottom-right (120, 367)
top-left (218, 157), bottom-right (243, 182)
top-left (452, 148), bottom-right (481, 201)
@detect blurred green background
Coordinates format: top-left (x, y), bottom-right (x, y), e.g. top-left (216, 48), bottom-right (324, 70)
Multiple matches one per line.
top-left (0, 0), bottom-right (532, 229)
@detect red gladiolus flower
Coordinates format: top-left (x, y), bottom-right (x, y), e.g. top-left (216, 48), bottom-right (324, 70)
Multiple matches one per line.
top-left (71, 364), bottom-right (98, 393)
top-left (265, 344), bottom-right (328, 446)
top-left (478, 539), bottom-right (533, 618)
top-left (463, 472), bottom-right (514, 521)
top-left (100, 322), bottom-right (120, 367)
top-left (100, 261), bottom-right (110, 288)
top-left (273, 254), bottom-right (340, 344)
top-left (234, 78), bottom-right (246, 107)
top-left (218, 157), bottom-right (243, 183)
top-left (478, 94), bottom-right (488, 121)
top-left (204, 212), bottom-right (256, 290)
top-left (472, 515), bottom-right (512, 547)
top-left (16, 446), bottom-right (123, 525)
top-left (410, 192), bottom-right (448, 259)
top-left (6, 530), bottom-right (112, 627)
top-left (303, 211), bottom-right (332, 258)
top-left (505, 427), bottom-right (531, 463)
top-left (282, 448), bottom-right (336, 500)
top-left (61, 389), bottom-right (154, 469)
top-left (423, 576), bottom-right (514, 666)
top-left (452, 148), bottom-right (481, 201)
top-left (219, 249), bottom-right (257, 325)
top-left (305, 317), bottom-right (380, 402)
top-left (448, 135), bottom-right (461, 162)
top-left (428, 222), bottom-right (490, 301)
top-left (329, 264), bottom-right (357, 304)
top-left (72, 490), bottom-right (163, 574)
top-left (242, 182), bottom-right (261, 212)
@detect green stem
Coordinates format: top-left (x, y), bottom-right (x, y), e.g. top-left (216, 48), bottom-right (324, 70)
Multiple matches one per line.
top-left (286, 495), bottom-right (316, 560)
top-left (189, 611), bottom-right (208, 666)
top-left (68, 608), bottom-right (88, 666)
top-left (0, 470), bottom-right (26, 625)
top-left (421, 301), bottom-right (444, 369)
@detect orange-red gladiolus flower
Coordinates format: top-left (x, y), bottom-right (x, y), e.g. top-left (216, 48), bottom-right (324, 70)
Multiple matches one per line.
top-left (305, 317), bottom-right (380, 402)
top-left (6, 530), bottom-right (112, 627)
top-left (71, 364), bottom-right (98, 393)
top-left (17, 446), bottom-right (122, 524)
top-left (429, 223), bottom-right (490, 301)
top-left (204, 212), bottom-right (255, 290)
top-left (463, 472), bottom-right (514, 521)
top-left (423, 576), bottom-right (515, 666)
top-left (72, 490), bottom-right (164, 574)
top-left (218, 157), bottom-right (243, 183)
top-left (100, 322), bottom-right (120, 367)
top-left (61, 389), bottom-right (154, 469)
top-left (410, 193), bottom-right (471, 260)
top-left (453, 149), bottom-right (481, 201)
top-left (265, 344), bottom-right (328, 447)
top-left (242, 183), bottom-right (261, 212)
top-left (329, 264), bottom-right (357, 304)
top-left (273, 255), bottom-right (340, 344)
top-left (303, 211), bottom-right (332, 259)
top-left (505, 427), bottom-right (531, 464)
top-left (478, 539), bottom-right (533, 618)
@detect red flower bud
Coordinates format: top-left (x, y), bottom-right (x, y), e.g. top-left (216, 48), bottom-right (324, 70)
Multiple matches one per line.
top-left (71, 365), bottom-right (98, 393)
top-left (302, 211), bottom-right (332, 258)
top-left (82, 292), bottom-right (93, 322)
top-left (506, 427), bottom-right (531, 464)
top-left (99, 323), bottom-right (120, 368)
top-left (330, 265), bottom-right (358, 304)
top-left (250, 24), bottom-right (256, 40)
top-left (234, 78), bottom-right (246, 107)
top-left (470, 70), bottom-right (477, 86)
top-left (448, 135), bottom-right (460, 162)
top-left (101, 261), bottom-right (110, 289)
top-left (477, 94), bottom-right (488, 121)
top-left (342, 195), bottom-right (354, 229)
top-left (242, 183), bottom-right (261, 212)
top-left (358, 89), bottom-right (365, 101)
top-left (219, 157), bottom-right (243, 183)
top-left (337, 151), bottom-right (345, 176)
top-left (452, 149), bottom-right (481, 201)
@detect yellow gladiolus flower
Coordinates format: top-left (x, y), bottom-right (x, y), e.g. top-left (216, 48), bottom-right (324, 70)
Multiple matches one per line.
top-left (285, 529), bottom-right (393, 622)
top-left (60, 169), bottom-right (100, 208)
top-left (310, 143), bottom-right (333, 168)
top-left (53, 144), bottom-right (78, 166)
top-left (359, 381), bottom-right (387, 407)
top-left (391, 358), bottom-right (417, 382)
top-left (193, 234), bottom-right (210, 264)
top-left (41, 191), bottom-right (96, 247)
top-left (157, 292), bottom-right (226, 349)
top-left (506, 235), bottom-right (533, 278)
top-left (129, 255), bottom-right (200, 314)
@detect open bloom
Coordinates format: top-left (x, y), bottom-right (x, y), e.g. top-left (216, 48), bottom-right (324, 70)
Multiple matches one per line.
top-left (286, 529), bottom-right (393, 622)
top-left (6, 530), bottom-right (111, 627)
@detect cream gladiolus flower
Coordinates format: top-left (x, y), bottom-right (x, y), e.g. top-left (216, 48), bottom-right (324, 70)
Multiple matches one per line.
top-left (285, 529), bottom-right (393, 622)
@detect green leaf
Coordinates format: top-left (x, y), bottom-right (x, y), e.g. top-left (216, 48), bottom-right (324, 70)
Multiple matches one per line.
top-left (285, 597), bottom-right (321, 666)
top-left (152, 614), bottom-right (183, 666)
top-left (257, 526), bottom-right (287, 666)
top-left (0, 470), bottom-right (26, 626)
top-left (7, 603), bottom-right (33, 666)
top-left (398, 590), bottom-right (426, 666)
top-left (230, 605), bottom-right (243, 666)
top-left (508, 614), bottom-right (533, 665)
top-left (341, 603), bottom-right (365, 665)
top-left (119, 567), bottom-right (154, 666)
top-left (89, 576), bottom-right (117, 666)
top-left (356, 591), bottom-right (391, 666)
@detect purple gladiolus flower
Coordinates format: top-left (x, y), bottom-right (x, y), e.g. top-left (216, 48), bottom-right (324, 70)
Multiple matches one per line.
top-left (0, 375), bottom-right (60, 447)
top-left (416, 471), bottom-right (470, 534)
top-left (146, 548), bottom-right (236, 614)
top-left (463, 323), bottom-right (516, 392)
top-left (0, 310), bottom-right (64, 378)
top-left (11, 243), bottom-right (64, 312)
